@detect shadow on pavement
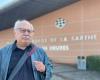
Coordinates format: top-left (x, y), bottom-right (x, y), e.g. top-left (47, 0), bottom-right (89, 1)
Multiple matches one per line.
top-left (51, 63), bottom-right (100, 80)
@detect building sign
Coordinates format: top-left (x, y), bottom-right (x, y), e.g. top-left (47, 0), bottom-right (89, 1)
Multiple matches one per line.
top-left (32, 34), bottom-right (97, 51)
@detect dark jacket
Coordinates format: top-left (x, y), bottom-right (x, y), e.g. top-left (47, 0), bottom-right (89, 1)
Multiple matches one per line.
top-left (0, 43), bottom-right (53, 80)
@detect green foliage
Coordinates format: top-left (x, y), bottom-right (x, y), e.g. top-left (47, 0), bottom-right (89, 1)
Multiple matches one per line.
top-left (86, 55), bottom-right (100, 71)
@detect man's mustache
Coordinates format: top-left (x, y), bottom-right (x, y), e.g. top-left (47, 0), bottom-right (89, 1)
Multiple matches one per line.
top-left (22, 35), bottom-right (30, 38)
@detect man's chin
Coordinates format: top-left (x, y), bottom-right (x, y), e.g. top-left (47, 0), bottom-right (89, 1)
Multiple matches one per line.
top-left (22, 40), bottom-right (31, 45)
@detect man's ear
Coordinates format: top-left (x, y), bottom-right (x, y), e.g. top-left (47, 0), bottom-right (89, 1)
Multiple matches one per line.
top-left (13, 30), bottom-right (17, 38)
top-left (13, 30), bottom-right (15, 33)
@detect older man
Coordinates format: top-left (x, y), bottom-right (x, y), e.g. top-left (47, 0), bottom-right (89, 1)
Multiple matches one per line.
top-left (0, 20), bottom-right (53, 80)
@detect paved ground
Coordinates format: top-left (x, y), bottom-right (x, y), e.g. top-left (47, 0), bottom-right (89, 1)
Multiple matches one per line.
top-left (51, 63), bottom-right (100, 80)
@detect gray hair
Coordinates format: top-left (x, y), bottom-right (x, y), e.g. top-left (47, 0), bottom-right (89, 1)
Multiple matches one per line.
top-left (14, 20), bottom-right (34, 31)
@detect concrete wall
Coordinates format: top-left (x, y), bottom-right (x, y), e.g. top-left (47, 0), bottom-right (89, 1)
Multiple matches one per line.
top-left (0, 0), bottom-right (100, 64)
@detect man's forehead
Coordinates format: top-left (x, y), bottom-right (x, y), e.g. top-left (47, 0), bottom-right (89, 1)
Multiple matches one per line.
top-left (18, 22), bottom-right (33, 29)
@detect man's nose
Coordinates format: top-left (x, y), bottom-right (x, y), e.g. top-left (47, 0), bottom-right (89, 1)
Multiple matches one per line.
top-left (24, 30), bottom-right (30, 34)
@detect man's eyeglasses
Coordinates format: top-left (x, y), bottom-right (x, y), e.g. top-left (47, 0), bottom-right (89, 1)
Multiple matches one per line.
top-left (16, 28), bottom-right (34, 33)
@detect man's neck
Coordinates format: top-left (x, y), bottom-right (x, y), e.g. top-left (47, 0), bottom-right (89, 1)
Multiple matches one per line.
top-left (16, 42), bottom-right (30, 50)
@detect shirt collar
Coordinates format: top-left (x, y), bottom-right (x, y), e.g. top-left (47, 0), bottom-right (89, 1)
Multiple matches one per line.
top-left (12, 40), bottom-right (33, 51)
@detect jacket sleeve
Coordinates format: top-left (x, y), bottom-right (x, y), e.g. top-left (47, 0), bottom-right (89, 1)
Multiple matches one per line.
top-left (0, 48), bottom-right (2, 80)
top-left (39, 48), bottom-right (53, 80)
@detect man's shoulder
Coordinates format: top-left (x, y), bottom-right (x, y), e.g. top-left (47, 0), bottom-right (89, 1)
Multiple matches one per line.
top-left (35, 46), bottom-right (45, 52)
top-left (35, 46), bottom-right (47, 57)
top-left (32, 44), bottom-right (42, 51)
top-left (0, 43), bottom-right (13, 51)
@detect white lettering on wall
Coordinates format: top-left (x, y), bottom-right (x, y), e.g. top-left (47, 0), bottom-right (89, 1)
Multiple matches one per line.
top-left (71, 34), bottom-right (96, 41)
top-left (49, 45), bottom-right (69, 51)
top-left (32, 34), bottom-right (97, 52)
top-left (40, 45), bottom-right (69, 51)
